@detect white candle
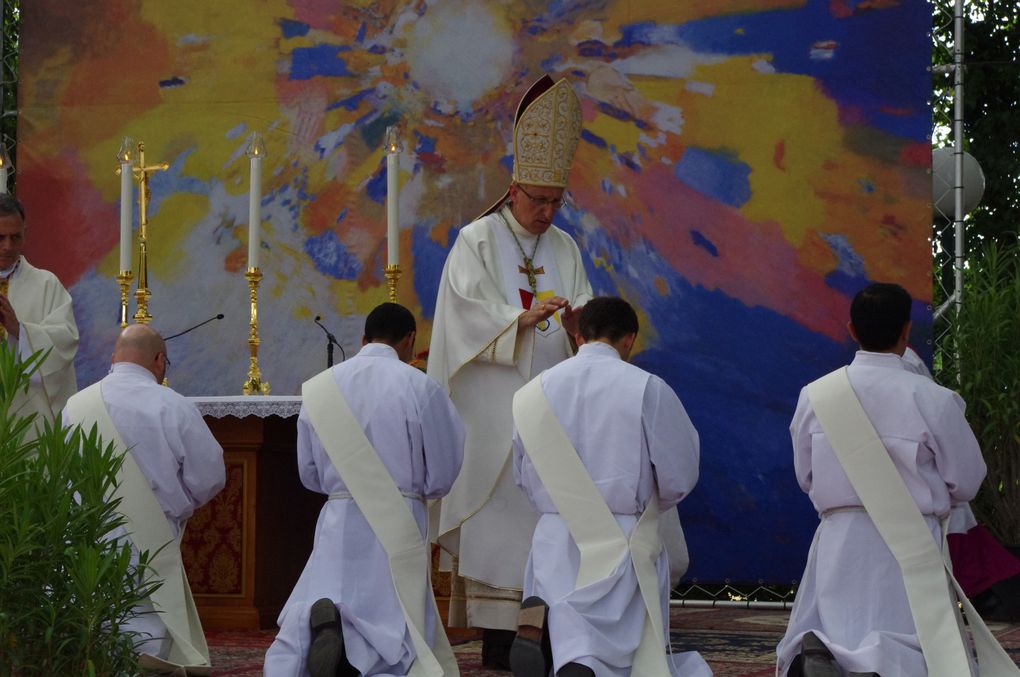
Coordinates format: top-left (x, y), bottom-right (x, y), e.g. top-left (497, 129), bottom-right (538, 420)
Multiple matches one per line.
top-left (387, 151), bottom-right (398, 267)
top-left (0, 167), bottom-right (8, 195)
top-left (248, 151), bottom-right (262, 270)
top-left (119, 162), bottom-right (132, 271)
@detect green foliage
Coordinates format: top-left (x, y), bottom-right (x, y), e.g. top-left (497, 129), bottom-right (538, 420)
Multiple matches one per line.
top-left (949, 241), bottom-right (1020, 544)
top-left (0, 343), bottom-right (158, 676)
top-left (932, 1), bottom-right (1020, 251)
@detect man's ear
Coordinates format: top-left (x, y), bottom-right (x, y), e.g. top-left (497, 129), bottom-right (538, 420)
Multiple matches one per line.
top-left (361, 335), bottom-right (368, 346)
top-left (847, 321), bottom-right (859, 344)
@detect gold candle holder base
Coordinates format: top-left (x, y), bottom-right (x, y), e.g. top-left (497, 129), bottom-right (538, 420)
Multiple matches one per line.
top-left (242, 267), bottom-right (270, 395)
top-left (133, 286), bottom-right (152, 324)
top-left (384, 263), bottom-right (401, 303)
top-left (116, 270), bottom-right (134, 327)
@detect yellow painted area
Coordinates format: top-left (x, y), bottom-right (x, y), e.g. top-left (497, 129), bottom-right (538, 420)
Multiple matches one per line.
top-left (601, 0), bottom-right (804, 35)
top-left (587, 111), bottom-right (644, 155)
top-left (679, 56), bottom-right (842, 243)
top-left (145, 193), bottom-right (212, 281)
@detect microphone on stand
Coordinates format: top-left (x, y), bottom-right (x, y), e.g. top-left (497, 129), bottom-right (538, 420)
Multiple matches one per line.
top-left (314, 315), bottom-right (346, 368)
top-left (165, 313), bottom-right (225, 341)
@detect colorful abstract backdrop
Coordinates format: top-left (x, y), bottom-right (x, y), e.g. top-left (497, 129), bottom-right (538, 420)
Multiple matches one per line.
top-left (19, 0), bottom-right (933, 583)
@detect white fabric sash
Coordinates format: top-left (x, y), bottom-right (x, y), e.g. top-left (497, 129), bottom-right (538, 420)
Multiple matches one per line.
top-left (63, 383), bottom-right (210, 675)
top-left (513, 376), bottom-right (670, 675)
top-left (807, 368), bottom-right (1019, 677)
top-left (302, 371), bottom-right (459, 677)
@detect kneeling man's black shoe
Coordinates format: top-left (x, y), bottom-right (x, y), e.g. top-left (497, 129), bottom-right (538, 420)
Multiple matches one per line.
top-left (308, 598), bottom-right (357, 677)
top-left (794, 631), bottom-right (841, 677)
top-left (509, 597), bottom-right (552, 676)
top-left (557, 662), bottom-right (595, 677)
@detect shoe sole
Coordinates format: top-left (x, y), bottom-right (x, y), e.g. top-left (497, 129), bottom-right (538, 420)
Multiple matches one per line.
top-left (308, 599), bottom-right (343, 677)
top-left (510, 597), bottom-right (551, 676)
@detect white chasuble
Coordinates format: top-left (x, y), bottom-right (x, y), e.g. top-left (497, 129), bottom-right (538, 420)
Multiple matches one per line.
top-left (6, 256), bottom-right (79, 426)
top-left (428, 206), bottom-right (592, 628)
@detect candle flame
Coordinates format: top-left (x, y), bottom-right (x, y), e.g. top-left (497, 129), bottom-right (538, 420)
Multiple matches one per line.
top-left (385, 125), bottom-right (403, 154)
top-left (117, 137), bottom-right (136, 164)
top-left (246, 132), bottom-right (266, 159)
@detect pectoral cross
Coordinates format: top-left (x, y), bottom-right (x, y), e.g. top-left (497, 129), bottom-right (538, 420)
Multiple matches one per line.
top-left (519, 260), bottom-right (545, 294)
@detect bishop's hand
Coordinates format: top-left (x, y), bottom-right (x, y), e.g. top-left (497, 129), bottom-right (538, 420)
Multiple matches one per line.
top-left (518, 296), bottom-right (569, 330)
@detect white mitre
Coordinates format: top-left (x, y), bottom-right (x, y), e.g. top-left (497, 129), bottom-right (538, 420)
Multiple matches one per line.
top-left (479, 75), bottom-right (583, 217)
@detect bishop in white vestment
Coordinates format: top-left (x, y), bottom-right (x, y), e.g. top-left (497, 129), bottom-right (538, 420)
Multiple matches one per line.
top-left (62, 324), bottom-right (224, 666)
top-left (511, 297), bottom-right (711, 677)
top-left (428, 76), bottom-right (592, 646)
top-left (777, 284), bottom-right (988, 677)
top-left (265, 303), bottom-right (464, 677)
top-left (0, 195), bottom-right (79, 427)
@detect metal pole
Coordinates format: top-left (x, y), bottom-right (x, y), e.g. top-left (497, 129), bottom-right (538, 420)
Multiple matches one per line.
top-left (952, 0), bottom-right (965, 382)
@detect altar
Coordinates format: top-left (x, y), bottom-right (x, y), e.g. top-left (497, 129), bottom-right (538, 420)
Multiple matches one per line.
top-left (180, 396), bottom-right (324, 630)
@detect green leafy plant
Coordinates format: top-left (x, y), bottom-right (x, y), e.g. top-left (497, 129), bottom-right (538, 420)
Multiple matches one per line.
top-left (0, 342), bottom-right (159, 676)
top-left (946, 240), bottom-right (1020, 545)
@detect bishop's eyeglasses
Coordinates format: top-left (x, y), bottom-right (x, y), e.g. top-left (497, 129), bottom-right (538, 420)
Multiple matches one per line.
top-left (516, 184), bottom-right (566, 210)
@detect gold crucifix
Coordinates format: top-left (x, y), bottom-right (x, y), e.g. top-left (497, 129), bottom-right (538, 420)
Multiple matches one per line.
top-left (116, 140), bottom-right (169, 324)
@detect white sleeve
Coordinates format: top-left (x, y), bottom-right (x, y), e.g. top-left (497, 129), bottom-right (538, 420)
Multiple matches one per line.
top-left (643, 376), bottom-right (700, 510)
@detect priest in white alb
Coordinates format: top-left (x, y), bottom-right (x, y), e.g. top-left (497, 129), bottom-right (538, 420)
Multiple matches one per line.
top-left (0, 194), bottom-right (79, 429)
top-left (776, 283), bottom-right (1017, 677)
top-left (264, 303), bottom-right (464, 677)
top-left (509, 297), bottom-right (711, 677)
top-left (62, 324), bottom-right (224, 673)
top-left (427, 74), bottom-right (593, 667)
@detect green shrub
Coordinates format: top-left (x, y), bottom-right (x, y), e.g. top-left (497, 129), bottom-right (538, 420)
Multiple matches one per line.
top-left (0, 343), bottom-right (159, 676)
top-left (947, 240), bottom-right (1020, 545)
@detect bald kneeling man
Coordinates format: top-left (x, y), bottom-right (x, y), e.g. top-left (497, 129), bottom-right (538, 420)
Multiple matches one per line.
top-left (63, 325), bottom-right (225, 672)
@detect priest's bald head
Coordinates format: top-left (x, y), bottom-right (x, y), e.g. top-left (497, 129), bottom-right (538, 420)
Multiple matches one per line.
top-left (113, 324), bottom-right (170, 382)
top-left (362, 302), bottom-right (417, 363)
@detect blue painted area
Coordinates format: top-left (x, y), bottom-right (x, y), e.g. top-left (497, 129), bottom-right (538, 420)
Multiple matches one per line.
top-left (289, 44), bottom-right (354, 80)
top-left (304, 229), bottom-right (362, 280)
top-left (336, 207), bottom-right (348, 224)
top-left (540, 54), bottom-right (564, 72)
top-left (615, 0), bottom-right (930, 140)
top-left (159, 76), bottom-right (186, 88)
top-left (365, 163), bottom-right (386, 205)
top-left (360, 110), bottom-right (400, 149)
top-left (414, 130), bottom-right (437, 154)
top-left (414, 222), bottom-right (458, 319)
top-left (674, 147), bottom-right (752, 208)
top-left (581, 129), bottom-right (607, 149)
top-left (691, 230), bottom-right (719, 257)
top-left (279, 18), bottom-right (310, 38)
top-left (327, 89), bottom-right (372, 112)
top-left (355, 22), bottom-right (366, 43)
top-left (499, 154), bottom-right (514, 174)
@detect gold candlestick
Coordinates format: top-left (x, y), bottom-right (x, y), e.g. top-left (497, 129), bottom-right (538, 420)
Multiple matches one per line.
top-left (116, 140), bottom-right (169, 324)
top-left (384, 263), bottom-right (401, 303)
top-left (116, 270), bottom-right (134, 327)
top-left (242, 267), bottom-right (270, 395)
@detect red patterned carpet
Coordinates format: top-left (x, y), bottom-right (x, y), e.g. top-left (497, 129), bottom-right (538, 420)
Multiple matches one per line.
top-left (207, 608), bottom-right (1020, 676)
